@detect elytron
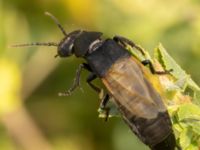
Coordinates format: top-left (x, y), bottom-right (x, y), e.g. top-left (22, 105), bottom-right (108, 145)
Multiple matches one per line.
top-left (13, 12), bottom-right (180, 150)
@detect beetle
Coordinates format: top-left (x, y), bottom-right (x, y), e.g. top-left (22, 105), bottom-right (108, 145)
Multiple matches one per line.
top-left (13, 12), bottom-right (179, 150)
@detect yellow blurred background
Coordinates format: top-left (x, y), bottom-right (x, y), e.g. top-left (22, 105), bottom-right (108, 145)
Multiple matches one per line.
top-left (0, 0), bottom-right (200, 150)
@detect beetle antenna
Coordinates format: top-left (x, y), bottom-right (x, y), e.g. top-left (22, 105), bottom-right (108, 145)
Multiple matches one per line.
top-left (45, 12), bottom-right (68, 36)
top-left (11, 42), bottom-right (58, 47)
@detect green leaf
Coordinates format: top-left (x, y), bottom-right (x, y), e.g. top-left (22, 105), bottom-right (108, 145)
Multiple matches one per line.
top-left (194, 91), bottom-right (200, 105)
top-left (177, 104), bottom-right (200, 121)
top-left (153, 43), bottom-right (200, 109)
top-left (172, 123), bottom-right (183, 138)
top-left (126, 45), bottom-right (151, 61)
top-left (179, 128), bottom-right (192, 149)
top-left (185, 143), bottom-right (199, 150)
top-left (177, 104), bottom-right (200, 135)
top-left (188, 78), bottom-right (200, 92)
top-left (154, 44), bottom-right (186, 79)
top-left (154, 43), bottom-right (200, 104)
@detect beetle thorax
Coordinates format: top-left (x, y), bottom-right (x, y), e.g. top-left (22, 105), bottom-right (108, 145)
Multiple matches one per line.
top-left (88, 39), bottom-right (103, 54)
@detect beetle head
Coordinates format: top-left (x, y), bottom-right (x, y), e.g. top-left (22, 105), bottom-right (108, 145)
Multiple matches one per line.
top-left (57, 30), bottom-right (81, 57)
top-left (57, 30), bottom-right (102, 58)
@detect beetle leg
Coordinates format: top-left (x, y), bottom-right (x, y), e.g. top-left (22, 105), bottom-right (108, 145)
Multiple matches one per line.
top-left (100, 94), bottom-right (109, 109)
top-left (141, 59), bottom-right (173, 75)
top-left (113, 35), bottom-right (145, 56)
top-left (87, 73), bottom-right (101, 93)
top-left (59, 63), bottom-right (87, 96)
top-left (87, 73), bottom-right (111, 121)
top-left (82, 63), bottom-right (92, 72)
top-left (87, 74), bottom-right (111, 121)
top-left (99, 94), bottom-right (110, 121)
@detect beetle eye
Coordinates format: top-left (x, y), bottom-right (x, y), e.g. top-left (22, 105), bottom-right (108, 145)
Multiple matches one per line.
top-left (57, 46), bottom-right (73, 57)
top-left (57, 37), bottom-right (75, 57)
top-left (69, 43), bottom-right (74, 51)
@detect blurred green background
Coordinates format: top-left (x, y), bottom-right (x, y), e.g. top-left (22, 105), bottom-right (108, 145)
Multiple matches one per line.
top-left (0, 0), bottom-right (200, 150)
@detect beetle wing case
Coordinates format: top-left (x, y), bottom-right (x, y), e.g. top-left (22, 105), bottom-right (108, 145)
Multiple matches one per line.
top-left (101, 56), bottom-right (176, 150)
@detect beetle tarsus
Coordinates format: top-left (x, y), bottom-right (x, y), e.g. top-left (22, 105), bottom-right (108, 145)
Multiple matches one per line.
top-left (104, 107), bottom-right (110, 122)
top-left (59, 63), bottom-right (84, 96)
top-left (141, 59), bottom-right (173, 75)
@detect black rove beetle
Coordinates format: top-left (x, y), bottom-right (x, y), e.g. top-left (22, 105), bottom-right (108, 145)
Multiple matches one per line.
top-left (13, 12), bottom-right (180, 150)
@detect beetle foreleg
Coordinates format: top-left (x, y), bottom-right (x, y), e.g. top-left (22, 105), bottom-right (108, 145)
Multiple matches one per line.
top-left (141, 59), bottom-right (173, 75)
top-left (59, 63), bottom-right (86, 96)
top-left (113, 35), bottom-right (145, 56)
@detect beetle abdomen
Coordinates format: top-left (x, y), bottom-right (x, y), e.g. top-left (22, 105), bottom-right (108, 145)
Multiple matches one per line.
top-left (125, 111), bottom-right (175, 150)
top-left (151, 132), bottom-right (176, 150)
top-left (116, 100), bottom-right (175, 150)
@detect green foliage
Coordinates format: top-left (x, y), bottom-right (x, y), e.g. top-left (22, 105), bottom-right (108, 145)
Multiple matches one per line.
top-left (174, 104), bottom-right (200, 150)
top-left (140, 43), bottom-right (200, 149)
top-left (142, 44), bottom-right (200, 149)
top-left (155, 44), bottom-right (200, 105)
